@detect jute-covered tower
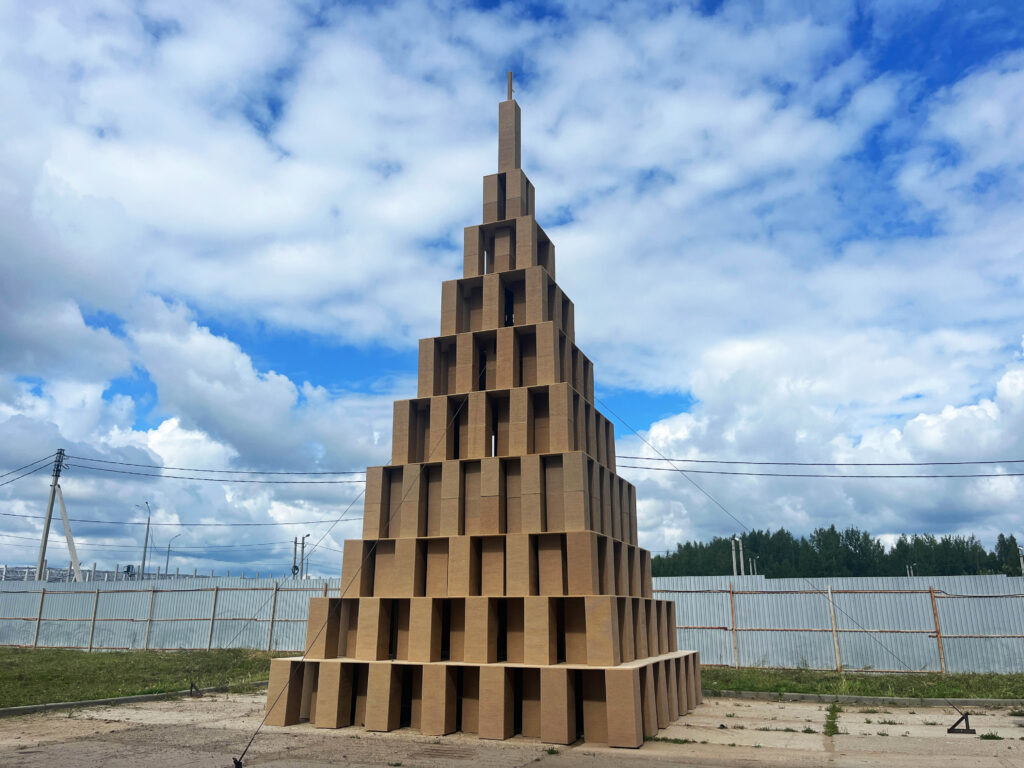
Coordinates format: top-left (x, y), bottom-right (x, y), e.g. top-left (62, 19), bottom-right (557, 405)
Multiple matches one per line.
top-left (265, 77), bottom-right (702, 747)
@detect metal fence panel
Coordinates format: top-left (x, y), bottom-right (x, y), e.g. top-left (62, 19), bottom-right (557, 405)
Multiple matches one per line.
top-left (1, 575), bottom-right (1022, 670)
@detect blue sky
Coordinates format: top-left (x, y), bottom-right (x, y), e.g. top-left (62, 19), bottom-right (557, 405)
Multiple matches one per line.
top-left (2, 0), bottom-right (1024, 575)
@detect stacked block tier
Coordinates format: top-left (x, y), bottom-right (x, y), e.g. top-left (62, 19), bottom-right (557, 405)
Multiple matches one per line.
top-left (266, 91), bottom-right (700, 746)
top-left (266, 652), bottom-right (701, 747)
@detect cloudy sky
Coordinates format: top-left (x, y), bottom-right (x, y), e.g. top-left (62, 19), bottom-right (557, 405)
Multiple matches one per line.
top-left (1, 0), bottom-right (1023, 576)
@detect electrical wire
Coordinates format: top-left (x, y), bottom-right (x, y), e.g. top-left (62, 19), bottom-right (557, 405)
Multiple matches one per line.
top-left (65, 463), bottom-right (365, 483)
top-left (617, 454), bottom-right (1024, 467)
top-left (0, 462), bottom-right (52, 487)
top-left (0, 533), bottom-right (292, 550)
top-left (0, 510), bottom-right (361, 527)
top-left (616, 464), bottom-right (1024, 478)
top-left (0, 453), bottom-right (56, 478)
top-left (66, 454), bottom-right (365, 474)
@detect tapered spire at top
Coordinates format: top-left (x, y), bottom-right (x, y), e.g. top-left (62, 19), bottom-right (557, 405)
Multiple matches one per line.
top-left (498, 71), bottom-right (520, 171)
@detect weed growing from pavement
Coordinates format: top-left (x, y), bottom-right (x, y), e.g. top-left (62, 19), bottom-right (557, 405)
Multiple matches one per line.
top-left (824, 702), bottom-right (842, 737)
top-left (1010, 710), bottom-right (1024, 717)
top-left (980, 732), bottom-right (1004, 740)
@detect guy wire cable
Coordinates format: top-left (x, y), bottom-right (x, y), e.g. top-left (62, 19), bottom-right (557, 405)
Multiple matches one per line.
top-left (594, 393), bottom-right (969, 719)
top-left (232, 395), bottom-right (469, 767)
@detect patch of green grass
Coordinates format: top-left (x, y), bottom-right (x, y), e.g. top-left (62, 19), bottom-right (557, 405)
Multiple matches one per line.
top-left (544, 747), bottom-right (559, 754)
top-left (701, 667), bottom-right (1024, 700)
top-left (824, 702), bottom-right (842, 737)
top-left (647, 736), bottom-right (697, 744)
top-left (1009, 709), bottom-right (1024, 717)
top-left (876, 731), bottom-right (889, 736)
top-left (979, 732), bottom-right (1003, 740)
top-left (801, 726), bottom-right (816, 733)
top-left (923, 720), bottom-right (938, 726)
top-left (0, 648), bottom-right (278, 708)
top-left (878, 719), bottom-right (901, 725)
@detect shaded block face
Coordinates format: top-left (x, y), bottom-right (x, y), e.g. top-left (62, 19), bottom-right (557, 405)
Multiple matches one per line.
top-left (265, 658), bottom-right (303, 726)
top-left (420, 664), bottom-right (457, 735)
top-left (266, 88), bottom-right (702, 748)
top-left (314, 661), bottom-right (354, 728)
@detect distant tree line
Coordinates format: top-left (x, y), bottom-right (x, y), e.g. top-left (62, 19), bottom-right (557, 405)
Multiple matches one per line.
top-left (651, 526), bottom-right (1023, 578)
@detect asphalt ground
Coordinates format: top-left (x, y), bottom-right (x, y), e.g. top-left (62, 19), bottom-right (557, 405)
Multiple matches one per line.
top-left (2, 691), bottom-right (1023, 767)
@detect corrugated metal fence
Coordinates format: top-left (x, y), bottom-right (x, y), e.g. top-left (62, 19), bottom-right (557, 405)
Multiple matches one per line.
top-left (0, 577), bottom-right (336, 653)
top-left (658, 575), bottom-right (1024, 674)
top-left (1, 575), bottom-right (1022, 672)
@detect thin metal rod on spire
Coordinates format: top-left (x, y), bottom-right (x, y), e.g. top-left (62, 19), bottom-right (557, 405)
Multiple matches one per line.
top-left (507, 71), bottom-right (513, 101)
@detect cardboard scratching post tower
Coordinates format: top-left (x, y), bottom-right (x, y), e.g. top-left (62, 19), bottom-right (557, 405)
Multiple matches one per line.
top-left (265, 79), bottom-right (702, 747)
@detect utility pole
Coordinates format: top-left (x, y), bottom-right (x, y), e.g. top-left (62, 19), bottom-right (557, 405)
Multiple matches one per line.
top-left (35, 449), bottom-right (65, 580)
top-left (737, 536), bottom-right (745, 576)
top-left (300, 534), bottom-right (310, 579)
top-left (55, 484), bottom-right (82, 581)
top-left (137, 502), bottom-right (152, 580)
top-left (292, 537), bottom-right (298, 579)
top-left (730, 537), bottom-right (738, 577)
top-left (1018, 546), bottom-right (1023, 577)
top-left (165, 533), bottom-right (182, 575)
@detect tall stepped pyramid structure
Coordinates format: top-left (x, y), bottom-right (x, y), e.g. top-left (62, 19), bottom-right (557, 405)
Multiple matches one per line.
top-left (265, 77), bottom-right (702, 747)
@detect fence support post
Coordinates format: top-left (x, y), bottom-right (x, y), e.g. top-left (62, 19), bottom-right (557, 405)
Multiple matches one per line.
top-left (143, 585), bottom-right (155, 650)
top-left (322, 581), bottom-right (328, 597)
top-left (929, 586), bottom-right (946, 674)
top-left (267, 583), bottom-right (279, 652)
top-left (827, 585), bottom-right (842, 673)
top-left (32, 588), bottom-right (46, 648)
top-left (729, 581), bottom-right (740, 668)
top-left (207, 586), bottom-right (220, 650)
top-left (88, 589), bottom-right (100, 651)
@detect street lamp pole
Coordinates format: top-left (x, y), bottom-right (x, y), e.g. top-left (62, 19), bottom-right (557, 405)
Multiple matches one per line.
top-left (300, 534), bottom-right (310, 579)
top-left (136, 502), bottom-right (151, 580)
top-left (165, 533), bottom-right (182, 575)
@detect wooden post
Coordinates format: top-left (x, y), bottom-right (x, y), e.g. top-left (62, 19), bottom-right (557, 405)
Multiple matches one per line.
top-left (267, 583), bottom-right (279, 652)
top-left (728, 582), bottom-right (739, 668)
top-left (322, 581), bottom-right (328, 597)
top-left (32, 588), bottom-right (46, 647)
top-left (827, 585), bottom-right (841, 673)
top-left (207, 586), bottom-right (220, 650)
top-left (929, 586), bottom-right (946, 674)
top-left (143, 585), bottom-right (156, 650)
top-left (88, 589), bottom-right (100, 651)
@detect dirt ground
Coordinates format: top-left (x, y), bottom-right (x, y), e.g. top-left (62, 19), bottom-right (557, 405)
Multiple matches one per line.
top-left (2, 692), bottom-right (1023, 767)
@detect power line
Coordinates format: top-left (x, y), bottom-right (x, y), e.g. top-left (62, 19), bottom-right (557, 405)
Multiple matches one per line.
top-left (0, 511), bottom-right (361, 527)
top-left (0, 533), bottom-right (292, 550)
top-left (65, 463), bottom-right (366, 484)
top-left (0, 452), bottom-right (56, 478)
top-left (0, 462), bottom-right (52, 488)
top-left (66, 455), bottom-right (365, 475)
top-left (619, 454), bottom-right (1024, 467)
top-left (616, 464), bottom-right (1024, 479)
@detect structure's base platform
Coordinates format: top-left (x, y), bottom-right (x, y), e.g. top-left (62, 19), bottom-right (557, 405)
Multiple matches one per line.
top-left (265, 651), bottom-right (700, 748)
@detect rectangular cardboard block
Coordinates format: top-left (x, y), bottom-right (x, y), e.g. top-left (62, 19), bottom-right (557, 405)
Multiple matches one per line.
top-left (604, 667), bottom-right (643, 748)
top-left (314, 660), bottom-right (354, 728)
top-left (305, 597), bottom-right (340, 659)
top-left (265, 658), bottom-right (303, 726)
top-left (420, 664), bottom-right (457, 735)
top-left (540, 666), bottom-right (576, 744)
top-left (478, 666), bottom-right (514, 739)
top-left (364, 663), bottom-right (401, 732)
